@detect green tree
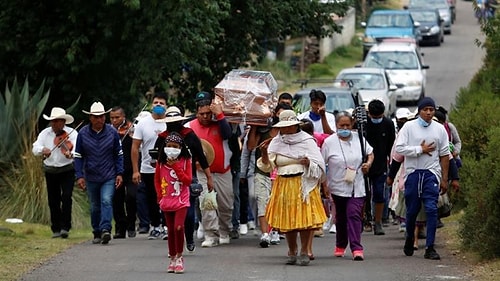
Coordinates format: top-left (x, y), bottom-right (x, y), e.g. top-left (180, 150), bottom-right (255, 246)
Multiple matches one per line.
top-left (0, 1), bottom-right (350, 114)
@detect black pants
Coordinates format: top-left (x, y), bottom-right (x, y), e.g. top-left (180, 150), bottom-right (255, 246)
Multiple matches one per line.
top-left (184, 195), bottom-right (196, 244)
top-left (45, 170), bottom-right (75, 233)
top-left (141, 173), bottom-right (162, 227)
top-left (113, 175), bottom-right (138, 234)
top-left (239, 178), bottom-right (249, 224)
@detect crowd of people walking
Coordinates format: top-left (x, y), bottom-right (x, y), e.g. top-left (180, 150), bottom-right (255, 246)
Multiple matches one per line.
top-left (32, 89), bottom-right (461, 273)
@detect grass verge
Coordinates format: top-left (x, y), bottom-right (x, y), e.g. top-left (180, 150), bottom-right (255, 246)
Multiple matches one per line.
top-left (0, 222), bottom-right (90, 281)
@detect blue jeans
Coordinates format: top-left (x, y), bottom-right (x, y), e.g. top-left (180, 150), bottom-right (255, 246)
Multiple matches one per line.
top-left (136, 181), bottom-right (150, 229)
top-left (405, 170), bottom-right (439, 248)
top-left (87, 179), bottom-right (115, 235)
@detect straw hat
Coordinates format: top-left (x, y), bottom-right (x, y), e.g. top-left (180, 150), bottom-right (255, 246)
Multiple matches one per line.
top-left (273, 110), bottom-right (301, 128)
top-left (155, 106), bottom-right (188, 123)
top-left (43, 107), bottom-right (74, 124)
top-left (200, 139), bottom-right (215, 166)
top-left (82, 102), bottom-right (111, 115)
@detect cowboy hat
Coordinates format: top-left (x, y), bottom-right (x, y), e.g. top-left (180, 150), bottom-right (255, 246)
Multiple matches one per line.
top-left (43, 107), bottom-right (74, 124)
top-left (273, 110), bottom-right (301, 128)
top-left (155, 106), bottom-right (188, 123)
top-left (200, 139), bottom-right (215, 166)
top-left (82, 102), bottom-right (112, 115)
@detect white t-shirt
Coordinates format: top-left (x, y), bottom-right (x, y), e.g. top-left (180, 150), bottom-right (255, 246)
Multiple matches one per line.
top-left (132, 114), bottom-right (166, 173)
top-left (321, 132), bottom-right (373, 198)
top-left (394, 119), bottom-right (450, 182)
top-left (297, 111), bottom-right (336, 133)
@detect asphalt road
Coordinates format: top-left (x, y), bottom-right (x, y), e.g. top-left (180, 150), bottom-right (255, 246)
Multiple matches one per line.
top-left (19, 1), bottom-right (484, 281)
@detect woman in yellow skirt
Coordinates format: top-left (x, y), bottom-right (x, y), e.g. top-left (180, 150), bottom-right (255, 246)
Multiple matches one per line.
top-left (257, 110), bottom-right (327, 266)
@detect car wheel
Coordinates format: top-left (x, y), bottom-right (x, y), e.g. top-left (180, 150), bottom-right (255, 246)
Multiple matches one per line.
top-left (416, 90), bottom-right (425, 104)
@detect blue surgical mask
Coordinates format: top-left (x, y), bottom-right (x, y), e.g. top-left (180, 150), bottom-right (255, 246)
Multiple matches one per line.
top-left (417, 116), bottom-right (430, 127)
top-left (337, 129), bottom-right (352, 138)
top-left (152, 105), bottom-right (166, 115)
top-left (371, 117), bottom-right (383, 124)
top-left (309, 111), bottom-right (321, 121)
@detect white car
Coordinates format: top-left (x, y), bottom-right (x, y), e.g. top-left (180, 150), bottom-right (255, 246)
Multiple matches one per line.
top-left (335, 67), bottom-right (400, 117)
top-left (362, 42), bottom-right (429, 103)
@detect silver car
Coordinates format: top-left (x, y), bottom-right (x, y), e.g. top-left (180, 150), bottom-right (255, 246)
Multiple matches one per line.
top-left (405, 0), bottom-right (452, 34)
top-left (335, 67), bottom-right (400, 117)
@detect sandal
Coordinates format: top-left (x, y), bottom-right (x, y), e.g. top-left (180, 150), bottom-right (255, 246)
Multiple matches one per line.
top-left (308, 254), bottom-right (315, 260)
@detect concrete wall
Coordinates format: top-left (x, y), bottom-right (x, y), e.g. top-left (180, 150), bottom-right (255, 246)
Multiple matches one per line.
top-left (319, 7), bottom-right (356, 61)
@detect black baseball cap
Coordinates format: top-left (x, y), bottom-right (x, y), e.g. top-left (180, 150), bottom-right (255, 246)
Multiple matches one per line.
top-left (195, 91), bottom-right (212, 102)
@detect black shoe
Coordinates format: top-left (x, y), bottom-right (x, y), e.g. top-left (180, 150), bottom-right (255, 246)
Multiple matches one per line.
top-left (404, 237), bottom-right (414, 256)
top-left (437, 219), bottom-right (445, 229)
top-left (128, 230), bottom-right (136, 238)
top-left (92, 233), bottom-right (102, 244)
top-left (101, 231), bottom-right (111, 244)
top-left (113, 232), bottom-right (126, 239)
top-left (229, 229), bottom-right (240, 239)
top-left (374, 223), bottom-right (385, 235)
top-left (60, 229), bottom-right (69, 239)
top-left (138, 226), bottom-right (149, 234)
top-left (382, 218), bottom-right (390, 227)
top-left (424, 246), bottom-right (441, 260)
top-left (186, 243), bottom-right (196, 253)
top-left (52, 232), bottom-right (62, 238)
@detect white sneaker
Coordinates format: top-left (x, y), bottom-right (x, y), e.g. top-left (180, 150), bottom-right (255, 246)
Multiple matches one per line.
top-left (323, 220), bottom-right (331, 231)
top-left (248, 221), bottom-right (256, 230)
top-left (329, 224), bottom-right (337, 234)
top-left (197, 225), bottom-right (204, 240)
top-left (201, 238), bottom-right (218, 248)
top-left (270, 230), bottom-right (280, 245)
top-left (239, 224), bottom-right (248, 235)
top-left (259, 233), bottom-right (270, 248)
top-left (219, 236), bottom-right (230, 245)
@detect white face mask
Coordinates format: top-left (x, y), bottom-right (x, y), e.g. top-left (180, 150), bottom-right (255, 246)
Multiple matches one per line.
top-left (164, 147), bottom-right (181, 160)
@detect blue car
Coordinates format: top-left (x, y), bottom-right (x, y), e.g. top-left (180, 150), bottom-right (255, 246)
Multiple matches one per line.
top-left (361, 10), bottom-right (422, 59)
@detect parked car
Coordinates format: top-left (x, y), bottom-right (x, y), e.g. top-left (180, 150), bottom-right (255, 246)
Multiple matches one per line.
top-left (361, 10), bottom-right (422, 59)
top-left (405, 0), bottom-right (453, 33)
top-left (335, 67), bottom-right (399, 117)
top-left (292, 86), bottom-right (362, 115)
top-left (408, 8), bottom-right (444, 46)
top-left (362, 41), bottom-right (429, 103)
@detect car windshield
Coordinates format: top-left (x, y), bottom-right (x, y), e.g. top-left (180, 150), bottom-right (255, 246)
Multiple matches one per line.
top-left (368, 14), bottom-right (412, 28)
top-left (410, 11), bottom-right (438, 22)
top-left (410, 0), bottom-right (449, 9)
top-left (293, 92), bottom-right (355, 114)
top-left (364, 51), bottom-right (419, 70)
top-left (338, 73), bottom-right (385, 90)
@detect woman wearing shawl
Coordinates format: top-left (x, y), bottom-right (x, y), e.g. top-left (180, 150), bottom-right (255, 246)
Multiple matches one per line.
top-left (257, 110), bottom-right (327, 266)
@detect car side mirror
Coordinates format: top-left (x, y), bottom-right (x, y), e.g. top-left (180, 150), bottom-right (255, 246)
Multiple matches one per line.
top-left (422, 65), bottom-right (430, 69)
top-left (395, 83), bottom-right (405, 89)
top-left (403, 5), bottom-right (409, 9)
top-left (389, 85), bottom-right (398, 91)
top-left (361, 22), bottom-right (367, 28)
top-left (414, 21), bottom-right (421, 28)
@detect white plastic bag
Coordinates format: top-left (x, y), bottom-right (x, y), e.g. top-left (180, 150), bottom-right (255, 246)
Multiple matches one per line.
top-left (201, 191), bottom-right (218, 211)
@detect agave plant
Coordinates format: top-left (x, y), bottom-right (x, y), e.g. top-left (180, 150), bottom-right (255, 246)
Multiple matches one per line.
top-left (0, 78), bottom-right (50, 171)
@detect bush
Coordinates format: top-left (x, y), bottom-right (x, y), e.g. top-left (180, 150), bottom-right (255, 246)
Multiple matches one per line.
top-left (306, 63), bottom-right (334, 78)
top-left (459, 126), bottom-right (500, 259)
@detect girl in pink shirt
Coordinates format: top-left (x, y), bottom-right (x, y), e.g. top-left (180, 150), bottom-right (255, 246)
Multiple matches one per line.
top-left (154, 132), bottom-right (192, 274)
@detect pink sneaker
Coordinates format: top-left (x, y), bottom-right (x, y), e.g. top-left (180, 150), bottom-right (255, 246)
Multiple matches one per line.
top-left (174, 256), bottom-right (184, 274)
top-left (334, 247), bottom-right (345, 257)
top-left (167, 258), bottom-right (176, 273)
top-left (352, 250), bottom-right (364, 261)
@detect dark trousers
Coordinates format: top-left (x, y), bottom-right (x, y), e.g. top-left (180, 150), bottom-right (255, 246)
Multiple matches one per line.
top-left (184, 195), bottom-right (196, 244)
top-left (113, 175), bottom-right (138, 234)
top-left (239, 178), bottom-right (249, 225)
top-left (333, 195), bottom-right (365, 252)
top-left (136, 181), bottom-right (150, 229)
top-left (141, 173), bottom-right (162, 228)
top-left (45, 170), bottom-right (75, 233)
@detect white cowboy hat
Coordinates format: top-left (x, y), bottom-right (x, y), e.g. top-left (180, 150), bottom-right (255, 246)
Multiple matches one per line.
top-left (43, 107), bottom-right (74, 124)
top-left (82, 102), bottom-right (112, 115)
top-left (273, 110), bottom-right (301, 128)
top-left (155, 106), bottom-right (188, 123)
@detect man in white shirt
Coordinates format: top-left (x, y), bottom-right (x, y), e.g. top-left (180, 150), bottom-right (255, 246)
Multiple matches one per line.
top-left (395, 97), bottom-right (449, 260)
top-left (32, 107), bottom-right (78, 239)
top-left (297, 89), bottom-right (335, 134)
